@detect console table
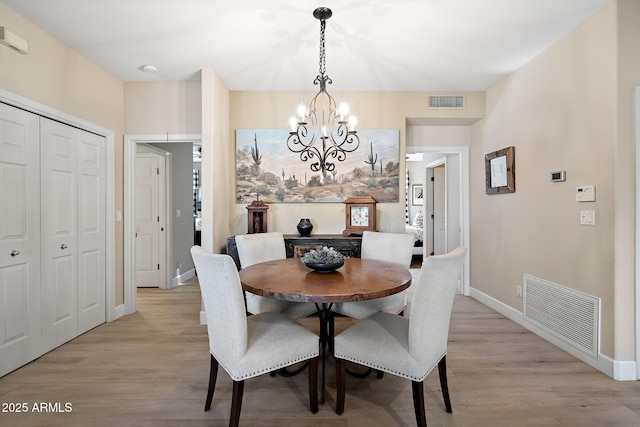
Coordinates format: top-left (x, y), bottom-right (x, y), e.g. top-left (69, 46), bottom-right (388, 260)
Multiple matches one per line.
top-left (226, 234), bottom-right (362, 269)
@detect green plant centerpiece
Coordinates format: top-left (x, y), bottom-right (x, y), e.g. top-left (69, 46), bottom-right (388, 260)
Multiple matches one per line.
top-left (301, 246), bottom-right (345, 273)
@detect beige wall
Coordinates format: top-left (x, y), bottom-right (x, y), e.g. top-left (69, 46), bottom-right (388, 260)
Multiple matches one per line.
top-left (470, 2), bottom-right (635, 360)
top-left (0, 4), bottom-right (125, 305)
top-left (201, 69), bottom-right (231, 255)
top-left (229, 91), bottom-right (484, 235)
top-left (124, 81), bottom-right (202, 135)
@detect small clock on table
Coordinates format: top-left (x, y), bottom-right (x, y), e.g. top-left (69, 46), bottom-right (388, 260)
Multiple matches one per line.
top-left (342, 196), bottom-right (377, 236)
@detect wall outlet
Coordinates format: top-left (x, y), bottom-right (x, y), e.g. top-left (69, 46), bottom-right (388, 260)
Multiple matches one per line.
top-left (516, 285), bottom-right (523, 298)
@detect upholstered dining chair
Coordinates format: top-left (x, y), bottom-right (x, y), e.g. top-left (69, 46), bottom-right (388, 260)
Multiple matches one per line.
top-left (235, 232), bottom-right (317, 319)
top-left (334, 246), bottom-right (466, 427)
top-left (331, 231), bottom-right (415, 319)
top-left (190, 246), bottom-right (319, 427)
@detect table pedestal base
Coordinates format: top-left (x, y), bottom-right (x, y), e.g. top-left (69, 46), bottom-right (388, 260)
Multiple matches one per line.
top-left (316, 302), bottom-right (334, 403)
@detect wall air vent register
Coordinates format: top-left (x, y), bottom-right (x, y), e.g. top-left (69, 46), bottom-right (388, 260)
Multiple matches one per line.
top-left (427, 95), bottom-right (465, 109)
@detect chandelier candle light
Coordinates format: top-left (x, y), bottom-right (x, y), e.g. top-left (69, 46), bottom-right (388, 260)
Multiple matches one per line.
top-left (287, 7), bottom-right (360, 174)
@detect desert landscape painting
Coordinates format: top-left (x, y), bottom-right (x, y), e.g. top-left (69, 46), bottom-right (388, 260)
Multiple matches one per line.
top-left (235, 129), bottom-right (400, 203)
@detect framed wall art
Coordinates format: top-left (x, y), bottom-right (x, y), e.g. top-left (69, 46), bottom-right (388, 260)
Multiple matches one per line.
top-left (485, 146), bottom-right (515, 195)
top-left (412, 184), bottom-right (424, 205)
top-left (235, 128), bottom-right (400, 203)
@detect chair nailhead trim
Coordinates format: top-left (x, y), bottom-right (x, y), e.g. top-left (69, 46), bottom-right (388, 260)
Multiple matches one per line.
top-left (333, 351), bottom-right (446, 382)
top-left (215, 352), bottom-right (319, 381)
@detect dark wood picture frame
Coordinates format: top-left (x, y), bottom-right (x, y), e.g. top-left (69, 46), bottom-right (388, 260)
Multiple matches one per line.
top-left (485, 146), bottom-right (515, 195)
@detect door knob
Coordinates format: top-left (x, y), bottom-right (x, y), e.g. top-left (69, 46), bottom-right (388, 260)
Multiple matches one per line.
top-left (61, 244), bottom-right (68, 250)
top-left (10, 250), bottom-right (20, 256)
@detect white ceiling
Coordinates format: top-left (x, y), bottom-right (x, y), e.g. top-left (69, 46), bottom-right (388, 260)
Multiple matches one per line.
top-left (1, 0), bottom-right (612, 91)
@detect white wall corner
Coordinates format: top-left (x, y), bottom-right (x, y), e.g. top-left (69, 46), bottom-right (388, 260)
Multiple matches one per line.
top-left (613, 360), bottom-right (637, 381)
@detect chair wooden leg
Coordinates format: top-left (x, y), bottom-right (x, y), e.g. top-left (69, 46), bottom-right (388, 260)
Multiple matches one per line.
top-left (438, 356), bottom-right (452, 413)
top-left (308, 356), bottom-right (319, 413)
top-left (230, 380), bottom-right (244, 427)
top-left (335, 358), bottom-right (346, 415)
top-left (411, 380), bottom-right (427, 427)
top-left (205, 354), bottom-right (219, 411)
top-left (328, 310), bottom-right (335, 353)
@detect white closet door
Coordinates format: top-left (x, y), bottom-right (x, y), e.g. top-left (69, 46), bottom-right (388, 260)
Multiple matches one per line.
top-left (40, 118), bottom-right (78, 353)
top-left (0, 104), bottom-right (41, 377)
top-left (77, 130), bottom-right (105, 334)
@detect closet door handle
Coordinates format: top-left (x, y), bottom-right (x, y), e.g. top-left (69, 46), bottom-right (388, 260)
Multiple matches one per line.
top-left (10, 250), bottom-right (20, 256)
top-left (61, 244), bottom-right (68, 250)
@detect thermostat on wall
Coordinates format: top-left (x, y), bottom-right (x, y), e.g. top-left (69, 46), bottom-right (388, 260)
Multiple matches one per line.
top-left (576, 185), bottom-right (596, 202)
top-left (550, 170), bottom-right (566, 182)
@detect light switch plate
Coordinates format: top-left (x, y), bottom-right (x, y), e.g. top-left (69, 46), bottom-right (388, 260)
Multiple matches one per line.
top-left (580, 210), bottom-right (595, 225)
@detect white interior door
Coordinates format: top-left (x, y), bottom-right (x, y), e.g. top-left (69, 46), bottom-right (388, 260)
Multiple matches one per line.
top-left (40, 118), bottom-right (78, 353)
top-left (433, 164), bottom-right (447, 255)
top-left (136, 153), bottom-right (162, 287)
top-left (77, 130), bottom-right (106, 334)
top-left (0, 104), bottom-right (41, 377)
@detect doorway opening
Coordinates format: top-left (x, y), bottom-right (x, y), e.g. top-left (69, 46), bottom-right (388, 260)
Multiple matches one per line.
top-left (123, 134), bottom-right (201, 315)
top-left (406, 146), bottom-right (470, 296)
top-left (425, 159), bottom-right (447, 257)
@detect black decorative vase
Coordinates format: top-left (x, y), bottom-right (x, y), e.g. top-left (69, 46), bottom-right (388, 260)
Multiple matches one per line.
top-left (297, 218), bottom-right (313, 237)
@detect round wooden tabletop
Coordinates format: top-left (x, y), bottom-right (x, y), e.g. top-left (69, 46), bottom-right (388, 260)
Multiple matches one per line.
top-left (239, 257), bottom-right (412, 304)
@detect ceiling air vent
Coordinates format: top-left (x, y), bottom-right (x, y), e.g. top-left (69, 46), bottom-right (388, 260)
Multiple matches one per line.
top-left (427, 95), bottom-right (465, 109)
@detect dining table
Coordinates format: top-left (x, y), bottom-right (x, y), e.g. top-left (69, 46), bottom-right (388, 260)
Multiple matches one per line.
top-left (238, 256), bottom-right (412, 402)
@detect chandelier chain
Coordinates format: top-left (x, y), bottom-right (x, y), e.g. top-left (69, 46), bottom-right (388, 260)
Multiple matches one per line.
top-left (319, 19), bottom-right (326, 76)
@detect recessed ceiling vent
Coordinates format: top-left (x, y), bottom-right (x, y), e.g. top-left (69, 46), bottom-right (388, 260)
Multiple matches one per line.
top-left (427, 95), bottom-right (465, 109)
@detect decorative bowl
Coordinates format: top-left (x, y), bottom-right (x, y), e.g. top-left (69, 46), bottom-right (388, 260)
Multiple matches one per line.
top-left (300, 246), bottom-right (345, 273)
top-left (301, 259), bottom-right (345, 273)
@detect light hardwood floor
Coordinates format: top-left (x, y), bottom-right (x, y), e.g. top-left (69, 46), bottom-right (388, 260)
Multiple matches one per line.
top-left (1, 278), bottom-right (639, 427)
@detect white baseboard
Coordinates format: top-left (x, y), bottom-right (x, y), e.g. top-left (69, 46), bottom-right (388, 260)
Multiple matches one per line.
top-left (469, 287), bottom-right (636, 381)
top-left (113, 304), bottom-right (125, 321)
top-left (200, 310), bottom-right (207, 325)
top-left (172, 268), bottom-right (196, 288)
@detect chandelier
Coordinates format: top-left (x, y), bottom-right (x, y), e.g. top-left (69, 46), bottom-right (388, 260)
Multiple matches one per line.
top-left (287, 7), bottom-right (360, 174)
